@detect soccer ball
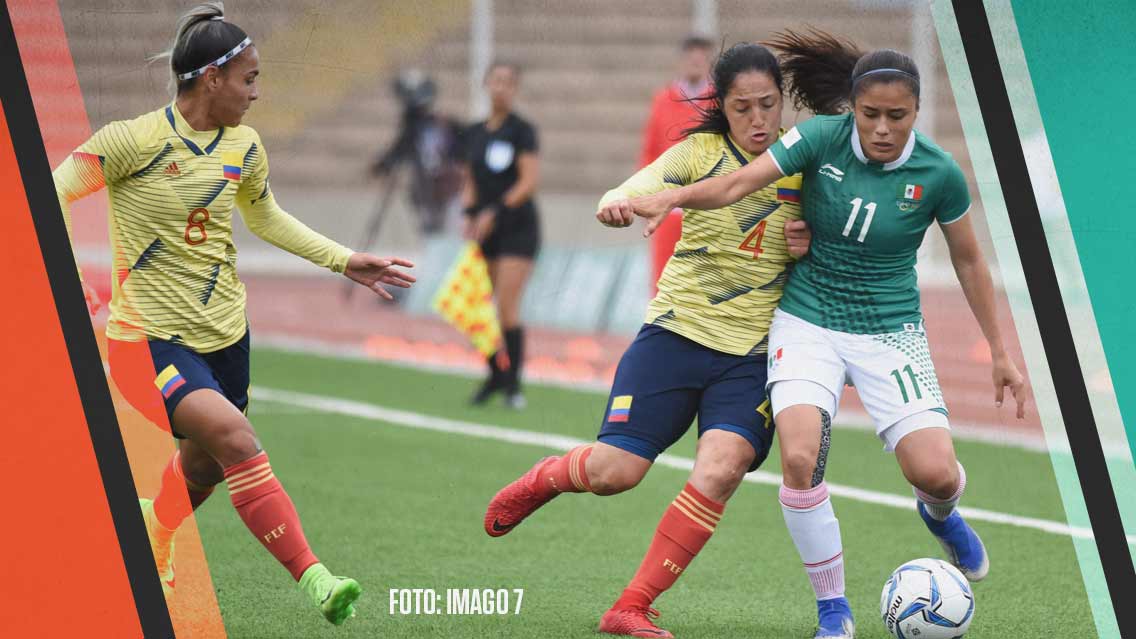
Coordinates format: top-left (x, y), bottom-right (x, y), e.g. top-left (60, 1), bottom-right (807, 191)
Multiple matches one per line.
top-left (880, 558), bottom-right (974, 638)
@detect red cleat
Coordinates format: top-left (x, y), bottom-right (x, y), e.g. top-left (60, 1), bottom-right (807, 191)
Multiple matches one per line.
top-left (599, 606), bottom-right (674, 638)
top-left (484, 456), bottom-right (559, 537)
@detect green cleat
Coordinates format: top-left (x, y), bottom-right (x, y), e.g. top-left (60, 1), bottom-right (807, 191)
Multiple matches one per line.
top-left (138, 498), bottom-right (176, 596)
top-left (299, 563), bottom-right (362, 626)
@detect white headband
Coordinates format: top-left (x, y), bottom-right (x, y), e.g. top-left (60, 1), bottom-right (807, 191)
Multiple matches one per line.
top-left (176, 36), bottom-right (252, 81)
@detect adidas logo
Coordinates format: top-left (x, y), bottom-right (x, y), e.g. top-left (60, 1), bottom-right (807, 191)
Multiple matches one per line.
top-left (163, 161), bottom-right (181, 176)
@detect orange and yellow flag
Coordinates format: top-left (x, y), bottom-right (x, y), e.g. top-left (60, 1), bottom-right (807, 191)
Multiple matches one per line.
top-left (432, 242), bottom-right (502, 357)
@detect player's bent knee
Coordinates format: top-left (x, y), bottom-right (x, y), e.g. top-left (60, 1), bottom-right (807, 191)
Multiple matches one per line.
top-left (586, 442), bottom-right (652, 495)
top-left (691, 460), bottom-right (747, 501)
top-left (590, 466), bottom-right (645, 495)
top-left (907, 461), bottom-right (960, 499)
top-left (781, 448), bottom-right (819, 488)
top-left (587, 457), bottom-right (648, 495)
top-left (203, 415), bottom-right (261, 467)
top-left (693, 430), bottom-right (754, 498)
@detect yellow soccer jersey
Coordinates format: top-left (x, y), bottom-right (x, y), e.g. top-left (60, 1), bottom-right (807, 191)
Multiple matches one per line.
top-left (599, 132), bottom-right (803, 356)
top-left (54, 104), bottom-right (353, 352)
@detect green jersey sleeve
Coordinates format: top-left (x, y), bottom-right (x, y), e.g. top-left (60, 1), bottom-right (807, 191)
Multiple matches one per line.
top-left (936, 158), bottom-right (972, 224)
top-left (768, 115), bottom-right (831, 177)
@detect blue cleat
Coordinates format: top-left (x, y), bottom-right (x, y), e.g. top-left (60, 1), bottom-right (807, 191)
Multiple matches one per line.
top-left (918, 502), bottom-right (989, 582)
top-left (815, 597), bottom-right (855, 638)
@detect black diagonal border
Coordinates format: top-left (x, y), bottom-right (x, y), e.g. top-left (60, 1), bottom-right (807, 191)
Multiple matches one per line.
top-left (953, 0), bottom-right (1136, 632)
top-left (0, 5), bottom-right (174, 637)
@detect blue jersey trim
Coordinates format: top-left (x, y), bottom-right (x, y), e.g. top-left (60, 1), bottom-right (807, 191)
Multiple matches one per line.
top-left (722, 133), bottom-right (749, 167)
top-left (165, 106), bottom-right (224, 156)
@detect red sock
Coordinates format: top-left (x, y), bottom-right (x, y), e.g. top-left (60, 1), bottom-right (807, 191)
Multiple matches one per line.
top-left (224, 452), bottom-right (319, 581)
top-left (533, 445), bottom-right (593, 498)
top-left (153, 451), bottom-right (215, 530)
top-left (615, 483), bottom-right (724, 609)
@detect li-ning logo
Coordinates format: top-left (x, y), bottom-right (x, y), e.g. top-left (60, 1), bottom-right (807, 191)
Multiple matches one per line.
top-left (818, 163), bottom-right (844, 182)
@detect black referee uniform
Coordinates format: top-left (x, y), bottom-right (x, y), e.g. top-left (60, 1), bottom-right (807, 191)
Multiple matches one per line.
top-left (465, 112), bottom-right (541, 258)
top-left (465, 112), bottom-right (540, 405)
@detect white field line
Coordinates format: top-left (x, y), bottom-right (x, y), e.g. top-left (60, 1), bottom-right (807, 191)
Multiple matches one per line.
top-left (251, 385), bottom-right (1136, 546)
top-left (255, 334), bottom-right (1055, 454)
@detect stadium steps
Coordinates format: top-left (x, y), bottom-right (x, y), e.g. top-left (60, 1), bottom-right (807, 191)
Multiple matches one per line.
top-left (60, 1), bottom-right (975, 197)
top-left (241, 0), bottom-right (470, 142)
top-left (58, 1), bottom-right (469, 149)
top-left (59, 0), bottom-right (319, 125)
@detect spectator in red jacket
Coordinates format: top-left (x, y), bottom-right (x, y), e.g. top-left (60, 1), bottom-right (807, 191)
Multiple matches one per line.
top-left (639, 36), bottom-right (714, 293)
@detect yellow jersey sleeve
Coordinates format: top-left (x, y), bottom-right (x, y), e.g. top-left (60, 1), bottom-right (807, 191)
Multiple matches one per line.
top-left (598, 136), bottom-right (699, 208)
top-left (235, 131), bottom-right (354, 273)
top-left (602, 132), bottom-right (803, 356)
top-left (53, 121), bottom-right (143, 273)
top-left (51, 106), bottom-right (356, 352)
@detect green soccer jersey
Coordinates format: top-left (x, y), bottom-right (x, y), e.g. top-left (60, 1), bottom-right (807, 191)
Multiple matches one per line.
top-left (767, 113), bottom-right (971, 334)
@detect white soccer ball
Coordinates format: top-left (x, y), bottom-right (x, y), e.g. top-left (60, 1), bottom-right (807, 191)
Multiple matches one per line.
top-left (880, 558), bottom-right (974, 638)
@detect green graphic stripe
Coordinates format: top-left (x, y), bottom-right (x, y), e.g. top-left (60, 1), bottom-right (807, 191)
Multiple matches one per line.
top-left (1010, 2), bottom-right (1136, 460)
top-left (933, 1), bottom-right (1121, 635)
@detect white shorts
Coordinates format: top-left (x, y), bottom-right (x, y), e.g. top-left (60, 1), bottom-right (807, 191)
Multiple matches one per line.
top-left (767, 308), bottom-right (950, 451)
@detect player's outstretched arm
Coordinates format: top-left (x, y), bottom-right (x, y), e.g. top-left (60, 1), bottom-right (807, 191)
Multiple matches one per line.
top-left (240, 199), bottom-right (417, 299)
top-left (595, 137), bottom-right (694, 231)
top-left (343, 253), bottom-right (417, 301)
top-left (941, 213), bottom-right (1029, 418)
top-left (596, 199), bottom-right (636, 228)
top-left (628, 152), bottom-right (782, 237)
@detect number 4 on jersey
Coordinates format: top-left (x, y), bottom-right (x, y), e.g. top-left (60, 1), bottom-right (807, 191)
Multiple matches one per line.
top-left (738, 219), bottom-right (768, 258)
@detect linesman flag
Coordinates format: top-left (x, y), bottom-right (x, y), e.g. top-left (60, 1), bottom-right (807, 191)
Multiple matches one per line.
top-left (431, 241), bottom-right (503, 357)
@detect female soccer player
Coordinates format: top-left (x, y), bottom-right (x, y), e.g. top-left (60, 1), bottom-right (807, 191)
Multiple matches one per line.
top-left (53, 2), bottom-right (415, 625)
top-left (463, 62), bottom-right (541, 408)
top-left (484, 44), bottom-right (811, 638)
top-left (627, 30), bottom-right (1029, 639)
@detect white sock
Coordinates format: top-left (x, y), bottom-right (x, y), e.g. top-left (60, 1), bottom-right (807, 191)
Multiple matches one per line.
top-left (780, 482), bottom-right (844, 601)
top-left (914, 462), bottom-right (967, 521)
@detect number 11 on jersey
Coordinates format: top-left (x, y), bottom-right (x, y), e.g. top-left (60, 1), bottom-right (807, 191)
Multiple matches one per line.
top-left (842, 198), bottom-right (876, 242)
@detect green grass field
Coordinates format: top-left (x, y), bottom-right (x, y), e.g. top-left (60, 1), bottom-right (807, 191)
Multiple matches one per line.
top-left (192, 348), bottom-right (1097, 638)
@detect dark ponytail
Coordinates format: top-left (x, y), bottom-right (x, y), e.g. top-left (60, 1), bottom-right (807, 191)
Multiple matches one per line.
top-left (151, 2), bottom-right (250, 95)
top-left (684, 42), bottom-right (783, 137)
top-left (763, 28), bottom-right (920, 115)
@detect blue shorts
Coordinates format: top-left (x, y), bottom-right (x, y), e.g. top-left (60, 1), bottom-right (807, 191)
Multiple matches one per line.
top-left (149, 331), bottom-right (251, 436)
top-left (597, 324), bottom-right (774, 472)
